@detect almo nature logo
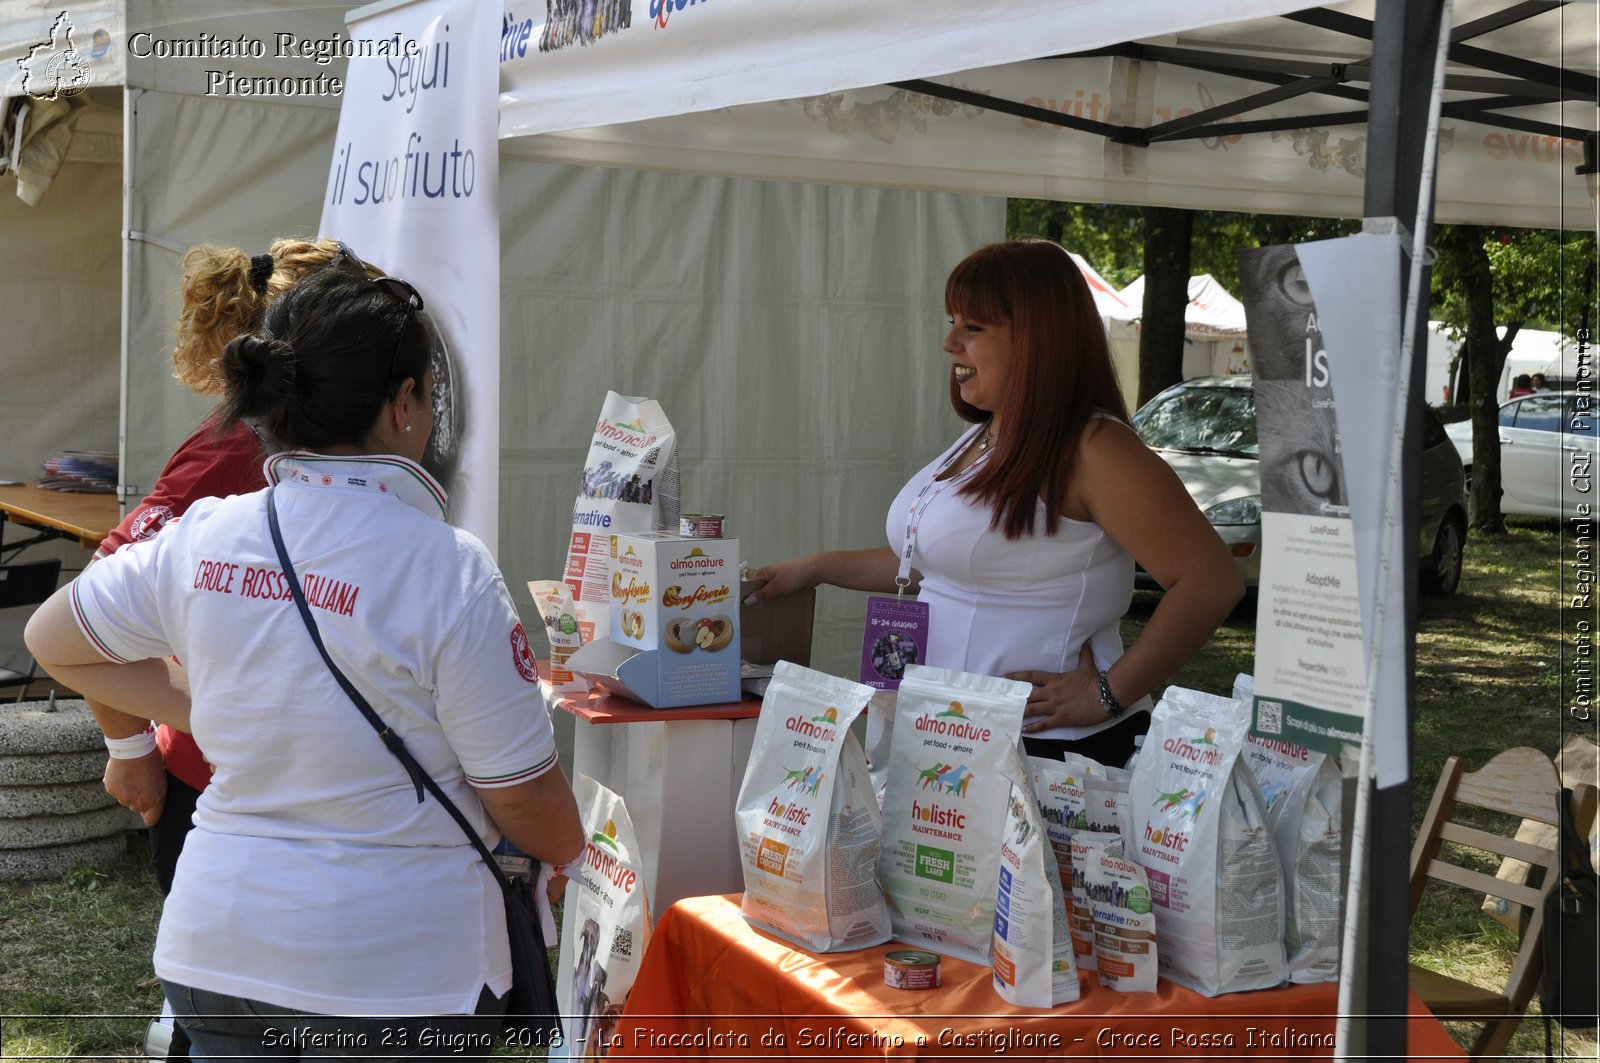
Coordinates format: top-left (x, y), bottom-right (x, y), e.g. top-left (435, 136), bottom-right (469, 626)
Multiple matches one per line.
top-left (784, 707), bottom-right (838, 743)
top-left (595, 416), bottom-right (657, 449)
top-left (1161, 727), bottom-right (1222, 767)
top-left (584, 818), bottom-right (637, 893)
top-left (913, 700), bottom-right (991, 742)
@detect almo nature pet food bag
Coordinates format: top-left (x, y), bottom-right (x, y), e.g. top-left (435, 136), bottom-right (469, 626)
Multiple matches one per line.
top-left (1128, 686), bottom-right (1287, 996)
top-left (991, 746), bottom-right (1080, 1007)
top-left (556, 775), bottom-right (652, 1061)
top-left (1234, 673), bottom-right (1343, 983)
top-left (736, 662), bottom-right (890, 952)
top-left (878, 665), bottom-right (1027, 963)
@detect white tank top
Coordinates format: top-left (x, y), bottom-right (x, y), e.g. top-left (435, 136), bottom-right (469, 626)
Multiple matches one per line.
top-left (885, 421), bottom-right (1153, 741)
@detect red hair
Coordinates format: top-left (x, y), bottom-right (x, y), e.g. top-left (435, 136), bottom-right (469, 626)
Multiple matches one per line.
top-left (945, 241), bottom-right (1129, 539)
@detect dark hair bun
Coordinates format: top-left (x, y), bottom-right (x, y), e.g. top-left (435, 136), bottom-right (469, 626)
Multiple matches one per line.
top-left (220, 334), bottom-right (298, 420)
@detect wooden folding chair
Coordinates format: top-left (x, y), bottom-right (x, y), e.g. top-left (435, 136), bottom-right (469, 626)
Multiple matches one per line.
top-left (0, 558), bottom-right (62, 701)
top-left (1408, 747), bottom-right (1600, 1059)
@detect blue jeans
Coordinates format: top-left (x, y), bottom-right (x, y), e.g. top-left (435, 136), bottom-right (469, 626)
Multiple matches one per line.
top-left (160, 980), bottom-right (505, 1062)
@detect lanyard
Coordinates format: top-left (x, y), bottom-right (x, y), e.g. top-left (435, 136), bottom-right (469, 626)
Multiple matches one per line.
top-left (897, 424), bottom-right (987, 595)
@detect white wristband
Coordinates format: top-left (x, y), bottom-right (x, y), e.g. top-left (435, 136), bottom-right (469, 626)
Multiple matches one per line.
top-left (104, 727), bottom-right (158, 760)
top-left (558, 852), bottom-right (588, 882)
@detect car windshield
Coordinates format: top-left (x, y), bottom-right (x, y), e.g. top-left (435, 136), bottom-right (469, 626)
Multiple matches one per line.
top-left (1133, 385), bottom-right (1259, 456)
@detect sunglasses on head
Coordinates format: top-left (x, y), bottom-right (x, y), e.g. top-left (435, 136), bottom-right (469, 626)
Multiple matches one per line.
top-left (375, 275), bottom-right (425, 382)
top-left (328, 239), bottom-right (370, 278)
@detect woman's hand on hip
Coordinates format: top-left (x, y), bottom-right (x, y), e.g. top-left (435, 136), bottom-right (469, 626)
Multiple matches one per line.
top-left (1007, 643), bottom-right (1109, 733)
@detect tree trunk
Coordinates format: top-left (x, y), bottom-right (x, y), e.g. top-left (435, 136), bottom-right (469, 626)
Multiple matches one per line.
top-left (1440, 225), bottom-right (1512, 533)
top-left (1138, 207), bottom-right (1194, 407)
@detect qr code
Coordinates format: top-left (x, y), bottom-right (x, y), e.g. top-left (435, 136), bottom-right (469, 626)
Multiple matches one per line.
top-left (611, 925), bottom-right (634, 959)
top-left (1257, 700), bottom-right (1283, 735)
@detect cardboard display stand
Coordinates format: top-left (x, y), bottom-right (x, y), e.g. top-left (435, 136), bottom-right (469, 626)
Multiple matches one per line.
top-left (553, 581), bottom-right (817, 913)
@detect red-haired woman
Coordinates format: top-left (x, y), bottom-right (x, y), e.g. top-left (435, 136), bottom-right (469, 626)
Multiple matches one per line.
top-left (748, 240), bottom-right (1242, 764)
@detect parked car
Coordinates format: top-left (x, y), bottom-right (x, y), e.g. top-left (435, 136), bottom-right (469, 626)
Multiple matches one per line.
top-left (1443, 392), bottom-right (1597, 518)
top-left (1131, 376), bottom-right (1469, 595)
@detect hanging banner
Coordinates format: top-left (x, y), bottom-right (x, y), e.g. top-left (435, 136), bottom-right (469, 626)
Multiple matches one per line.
top-left (1237, 244), bottom-right (1370, 758)
top-left (320, 0), bottom-right (500, 553)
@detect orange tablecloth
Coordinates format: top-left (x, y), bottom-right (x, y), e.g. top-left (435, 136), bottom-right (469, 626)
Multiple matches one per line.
top-left (608, 894), bottom-right (1467, 1060)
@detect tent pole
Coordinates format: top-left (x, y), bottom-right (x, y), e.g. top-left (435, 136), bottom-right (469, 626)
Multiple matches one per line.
top-left (116, 86), bottom-right (138, 520)
top-left (1358, 1), bottom-right (1447, 1059)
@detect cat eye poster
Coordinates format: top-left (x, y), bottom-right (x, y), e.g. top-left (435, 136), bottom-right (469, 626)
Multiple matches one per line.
top-left (1238, 237), bottom-right (1406, 781)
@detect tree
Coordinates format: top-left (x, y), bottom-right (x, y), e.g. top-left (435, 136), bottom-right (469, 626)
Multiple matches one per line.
top-left (1139, 208), bottom-right (1193, 406)
top-left (1430, 224), bottom-right (1596, 532)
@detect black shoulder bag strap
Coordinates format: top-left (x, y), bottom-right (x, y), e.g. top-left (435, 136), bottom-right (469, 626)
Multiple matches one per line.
top-left (264, 487), bottom-right (513, 888)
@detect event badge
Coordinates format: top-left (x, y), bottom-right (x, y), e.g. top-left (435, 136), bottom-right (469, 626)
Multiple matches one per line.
top-left (857, 438), bottom-right (979, 691)
top-left (859, 594), bottom-right (929, 691)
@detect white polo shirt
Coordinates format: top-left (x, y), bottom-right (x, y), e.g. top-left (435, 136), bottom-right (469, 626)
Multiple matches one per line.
top-left (71, 453), bottom-right (558, 1016)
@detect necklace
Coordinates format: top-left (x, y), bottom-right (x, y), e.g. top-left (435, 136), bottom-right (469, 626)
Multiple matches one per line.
top-left (977, 427), bottom-right (996, 453)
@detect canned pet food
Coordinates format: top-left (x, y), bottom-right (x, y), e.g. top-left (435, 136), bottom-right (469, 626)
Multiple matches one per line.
top-left (884, 949), bottom-right (941, 990)
top-left (679, 514), bottom-right (725, 538)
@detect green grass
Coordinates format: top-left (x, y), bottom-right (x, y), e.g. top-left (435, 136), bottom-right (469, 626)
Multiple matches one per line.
top-left (3, 519), bottom-right (1594, 1060)
top-left (0, 838), bottom-right (163, 1061)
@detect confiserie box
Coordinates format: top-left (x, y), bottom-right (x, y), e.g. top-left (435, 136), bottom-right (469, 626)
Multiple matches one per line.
top-left (572, 532), bottom-right (742, 708)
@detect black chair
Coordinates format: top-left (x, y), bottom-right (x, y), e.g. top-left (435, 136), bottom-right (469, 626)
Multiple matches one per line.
top-left (0, 558), bottom-right (63, 701)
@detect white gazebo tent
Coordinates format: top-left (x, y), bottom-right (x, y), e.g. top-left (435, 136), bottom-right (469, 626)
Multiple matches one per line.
top-left (1119, 272), bottom-right (1254, 381)
top-left (495, 0), bottom-right (1596, 1052)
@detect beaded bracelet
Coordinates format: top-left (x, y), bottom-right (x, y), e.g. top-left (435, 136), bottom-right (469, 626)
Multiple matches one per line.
top-left (1096, 670), bottom-right (1126, 719)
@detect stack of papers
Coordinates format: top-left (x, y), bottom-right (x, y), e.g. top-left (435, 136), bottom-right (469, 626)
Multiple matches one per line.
top-left (39, 451), bottom-right (117, 493)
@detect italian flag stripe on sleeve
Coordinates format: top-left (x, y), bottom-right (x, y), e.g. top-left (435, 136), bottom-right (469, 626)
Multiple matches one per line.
top-left (70, 583), bottom-right (131, 663)
top-left (467, 749), bottom-right (559, 787)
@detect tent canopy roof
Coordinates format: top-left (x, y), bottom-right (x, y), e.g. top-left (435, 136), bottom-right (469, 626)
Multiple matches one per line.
top-left (499, 0), bottom-right (1596, 228)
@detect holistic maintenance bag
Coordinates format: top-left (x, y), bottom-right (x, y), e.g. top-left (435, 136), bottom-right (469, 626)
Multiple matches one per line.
top-left (1128, 686), bottom-right (1287, 995)
top-left (736, 662), bottom-right (890, 952)
top-left (877, 665), bottom-right (1027, 963)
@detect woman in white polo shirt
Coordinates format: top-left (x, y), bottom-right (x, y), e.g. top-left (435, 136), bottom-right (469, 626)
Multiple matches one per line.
top-left (26, 267), bottom-right (584, 1061)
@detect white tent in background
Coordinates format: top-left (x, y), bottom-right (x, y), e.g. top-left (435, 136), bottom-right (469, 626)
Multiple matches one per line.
top-left (1066, 252), bottom-right (1143, 408)
top-left (1119, 273), bottom-right (1253, 382)
top-left (1068, 251), bottom-right (1134, 318)
top-left (1499, 327), bottom-right (1587, 399)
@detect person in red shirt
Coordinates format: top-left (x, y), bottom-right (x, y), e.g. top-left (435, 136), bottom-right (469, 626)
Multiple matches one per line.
top-left (94, 238), bottom-right (378, 893)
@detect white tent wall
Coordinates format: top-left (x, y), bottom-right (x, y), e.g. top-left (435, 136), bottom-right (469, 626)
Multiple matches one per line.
top-left (0, 140), bottom-right (121, 483)
top-left (0, 125), bottom-right (121, 675)
top-left (122, 88), bottom-right (342, 499)
top-left (497, 158), bottom-right (1005, 677)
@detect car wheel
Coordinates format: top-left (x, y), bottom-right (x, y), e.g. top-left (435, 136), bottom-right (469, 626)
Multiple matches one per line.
top-left (1421, 513), bottom-right (1465, 596)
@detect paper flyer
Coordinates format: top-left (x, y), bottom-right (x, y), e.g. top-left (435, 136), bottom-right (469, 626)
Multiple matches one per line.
top-left (1238, 243), bottom-right (1371, 757)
